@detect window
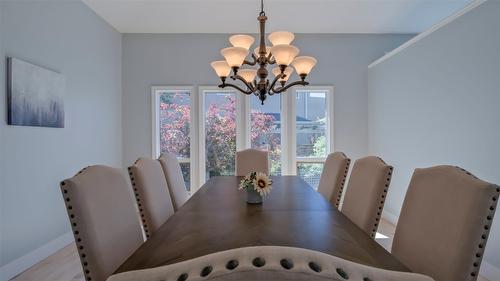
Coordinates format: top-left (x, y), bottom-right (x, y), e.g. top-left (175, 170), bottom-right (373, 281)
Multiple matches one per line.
top-left (250, 96), bottom-right (282, 175)
top-left (200, 88), bottom-right (242, 183)
top-left (152, 86), bottom-right (194, 191)
top-left (153, 85), bottom-right (333, 191)
top-left (291, 87), bottom-right (334, 189)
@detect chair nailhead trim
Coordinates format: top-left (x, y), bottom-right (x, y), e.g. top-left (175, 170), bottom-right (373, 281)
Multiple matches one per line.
top-left (308, 262), bottom-right (322, 273)
top-left (252, 257), bottom-right (266, 267)
top-left (200, 266), bottom-right (212, 277)
top-left (280, 259), bottom-right (294, 270)
top-left (372, 166), bottom-right (392, 238)
top-left (60, 181), bottom-right (92, 281)
top-left (128, 166), bottom-right (151, 238)
top-left (336, 267), bottom-right (349, 279)
top-left (177, 273), bottom-right (188, 281)
top-left (226, 260), bottom-right (239, 270)
top-left (455, 166), bottom-right (479, 179)
top-left (470, 184), bottom-right (499, 279)
top-left (336, 158), bottom-right (351, 208)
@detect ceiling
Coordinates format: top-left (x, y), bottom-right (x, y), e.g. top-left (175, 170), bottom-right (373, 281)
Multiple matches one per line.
top-left (83, 0), bottom-right (473, 34)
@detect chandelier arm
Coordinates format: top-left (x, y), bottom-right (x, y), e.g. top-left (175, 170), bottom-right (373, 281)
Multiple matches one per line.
top-left (231, 74), bottom-right (256, 92)
top-left (218, 82), bottom-right (253, 95)
top-left (272, 80), bottom-right (310, 93)
top-left (267, 55), bottom-right (276, 65)
top-left (243, 54), bottom-right (258, 66)
top-left (268, 73), bottom-right (286, 93)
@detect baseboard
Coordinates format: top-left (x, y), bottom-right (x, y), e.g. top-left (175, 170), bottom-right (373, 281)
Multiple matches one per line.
top-left (481, 261), bottom-right (500, 281)
top-left (382, 210), bottom-right (399, 226)
top-left (0, 232), bottom-right (74, 281)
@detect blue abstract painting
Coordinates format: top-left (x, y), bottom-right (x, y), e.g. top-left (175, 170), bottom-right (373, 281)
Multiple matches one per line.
top-left (7, 57), bottom-right (65, 128)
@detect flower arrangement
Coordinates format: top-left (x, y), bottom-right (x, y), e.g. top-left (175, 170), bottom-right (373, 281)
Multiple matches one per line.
top-left (239, 171), bottom-right (273, 196)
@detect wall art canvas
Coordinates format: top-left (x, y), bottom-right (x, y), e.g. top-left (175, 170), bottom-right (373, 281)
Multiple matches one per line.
top-left (7, 57), bottom-right (65, 128)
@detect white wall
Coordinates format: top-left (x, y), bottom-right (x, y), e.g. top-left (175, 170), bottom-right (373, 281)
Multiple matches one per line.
top-left (122, 33), bottom-right (413, 170)
top-left (368, 0), bottom-right (500, 277)
top-left (0, 0), bottom-right (122, 278)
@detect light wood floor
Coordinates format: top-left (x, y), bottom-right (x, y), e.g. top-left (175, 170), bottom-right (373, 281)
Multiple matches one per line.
top-left (10, 243), bottom-right (84, 281)
top-left (11, 219), bottom-right (490, 281)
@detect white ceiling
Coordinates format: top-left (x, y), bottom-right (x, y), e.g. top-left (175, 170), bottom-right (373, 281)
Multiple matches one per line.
top-left (83, 0), bottom-right (473, 34)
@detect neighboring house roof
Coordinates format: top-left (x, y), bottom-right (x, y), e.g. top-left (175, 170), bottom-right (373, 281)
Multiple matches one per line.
top-left (263, 112), bottom-right (311, 122)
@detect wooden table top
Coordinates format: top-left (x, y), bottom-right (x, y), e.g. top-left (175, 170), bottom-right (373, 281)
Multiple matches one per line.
top-left (115, 176), bottom-right (409, 274)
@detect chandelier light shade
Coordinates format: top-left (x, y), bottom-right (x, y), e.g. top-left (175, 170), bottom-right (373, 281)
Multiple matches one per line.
top-left (253, 46), bottom-right (271, 58)
top-left (229, 34), bottom-right (255, 50)
top-left (272, 66), bottom-right (294, 82)
top-left (270, 45), bottom-right (300, 66)
top-left (292, 56), bottom-right (318, 75)
top-left (211, 61), bottom-right (232, 78)
top-left (268, 31), bottom-right (295, 46)
top-left (239, 69), bottom-right (258, 82)
top-left (221, 47), bottom-right (249, 68)
top-left (211, 0), bottom-right (317, 104)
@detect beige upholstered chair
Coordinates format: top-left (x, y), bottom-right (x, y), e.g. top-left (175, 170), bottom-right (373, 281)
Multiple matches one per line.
top-left (341, 156), bottom-right (393, 238)
top-left (392, 165), bottom-right (499, 281)
top-left (158, 153), bottom-right (190, 211)
top-left (128, 158), bottom-right (175, 239)
top-left (317, 152), bottom-right (351, 208)
top-left (107, 246), bottom-right (434, 281)
top-left (60, 165), bottom-right (144, 281)
top-left (235, 148), bottom-right (269, 176)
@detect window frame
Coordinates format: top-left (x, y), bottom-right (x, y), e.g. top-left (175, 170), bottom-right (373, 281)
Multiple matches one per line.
top-left (246, 94), bottom-right (284, 176)
top-left (151, 85), bottom-right (197, 191)
top-left (288, 86), bottom-right (335, 176)
top-left (198, 86), bottom-right (245, 190)
top-left (152, 85), bottom-right (334, 191)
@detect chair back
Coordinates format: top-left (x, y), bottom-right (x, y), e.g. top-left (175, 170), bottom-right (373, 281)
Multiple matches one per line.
top-left (128, 158), bottom-right (175, 238)
top-left (392, 165), bottom-right (499, 281)
top-left (317, 152), bottom-right (351, 208)
top-left (107, 246), bottom-right (434, 281)
top-left (235, 148), bottom-right (269, 176)
top-left (60, 165), bottom-right (143, 281)
top-left (158, 153), bottom-right (190, 211)
top-left (341, 156), bottom-right (393, 237)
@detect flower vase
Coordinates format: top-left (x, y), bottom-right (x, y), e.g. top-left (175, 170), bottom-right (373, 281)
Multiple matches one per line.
top-left (246, 189), bottom-right (263, 204)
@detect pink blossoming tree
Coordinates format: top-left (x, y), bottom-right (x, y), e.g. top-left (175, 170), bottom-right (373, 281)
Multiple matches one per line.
top-left (160, 94), bottom-right (280, 179)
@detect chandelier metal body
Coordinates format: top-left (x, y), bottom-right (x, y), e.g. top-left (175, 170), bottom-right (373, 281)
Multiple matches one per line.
top-left (211, 0), bottom-right (317, 105)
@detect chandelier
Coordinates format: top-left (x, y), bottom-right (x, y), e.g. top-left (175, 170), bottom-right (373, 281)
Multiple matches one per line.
top-left (210, 0), bottom-right (317, 105)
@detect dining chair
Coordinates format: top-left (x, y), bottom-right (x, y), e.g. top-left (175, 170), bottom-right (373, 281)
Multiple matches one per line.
top-left (235, 148), bottom-right (269, 176)
top-left (107, 246), bottom-right (434, 281)
top-left (60, 165), bottom-right (144, 281)
top-left (317, 152), bottom-right (351, 208)
top-left (128, 158), bottom-right (175, 239)
top-left (341, 156), bottom-right (393, 238)
top-left (392, 165), bottom-right (499, 281)
top-left (158, 153), bottom-right (189, 211)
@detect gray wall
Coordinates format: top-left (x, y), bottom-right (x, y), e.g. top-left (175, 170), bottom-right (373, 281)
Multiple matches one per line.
top-left (368, 0), bottom-right (500, 271)
top-left (122, 33), bottom-right (413, 168)
top-left (0, 9), bottom-right (4, 253)
top-left (0, 0), bottom-right (122, 267)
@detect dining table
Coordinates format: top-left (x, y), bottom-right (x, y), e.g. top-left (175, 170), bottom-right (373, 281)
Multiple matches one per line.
top-left (114, 176), bottom-right (409, 274)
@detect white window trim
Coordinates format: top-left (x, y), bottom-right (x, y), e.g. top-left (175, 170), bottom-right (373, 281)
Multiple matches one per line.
top-left (290, 86), bottom-right (335, 175)
top-left (197, 86), bottom-right (245, 190)
top-left (151, 86), bottom-right (198, 191)
top-left (152, 85), bottom-right (334, 190)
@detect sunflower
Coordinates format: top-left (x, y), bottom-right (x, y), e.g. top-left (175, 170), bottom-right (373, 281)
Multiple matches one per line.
top-left (253, 172), bottom-right (272, 196)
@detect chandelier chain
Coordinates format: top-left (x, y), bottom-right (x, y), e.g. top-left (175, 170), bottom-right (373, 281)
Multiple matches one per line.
top-left (260, 0), bottom-right (265, 16)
